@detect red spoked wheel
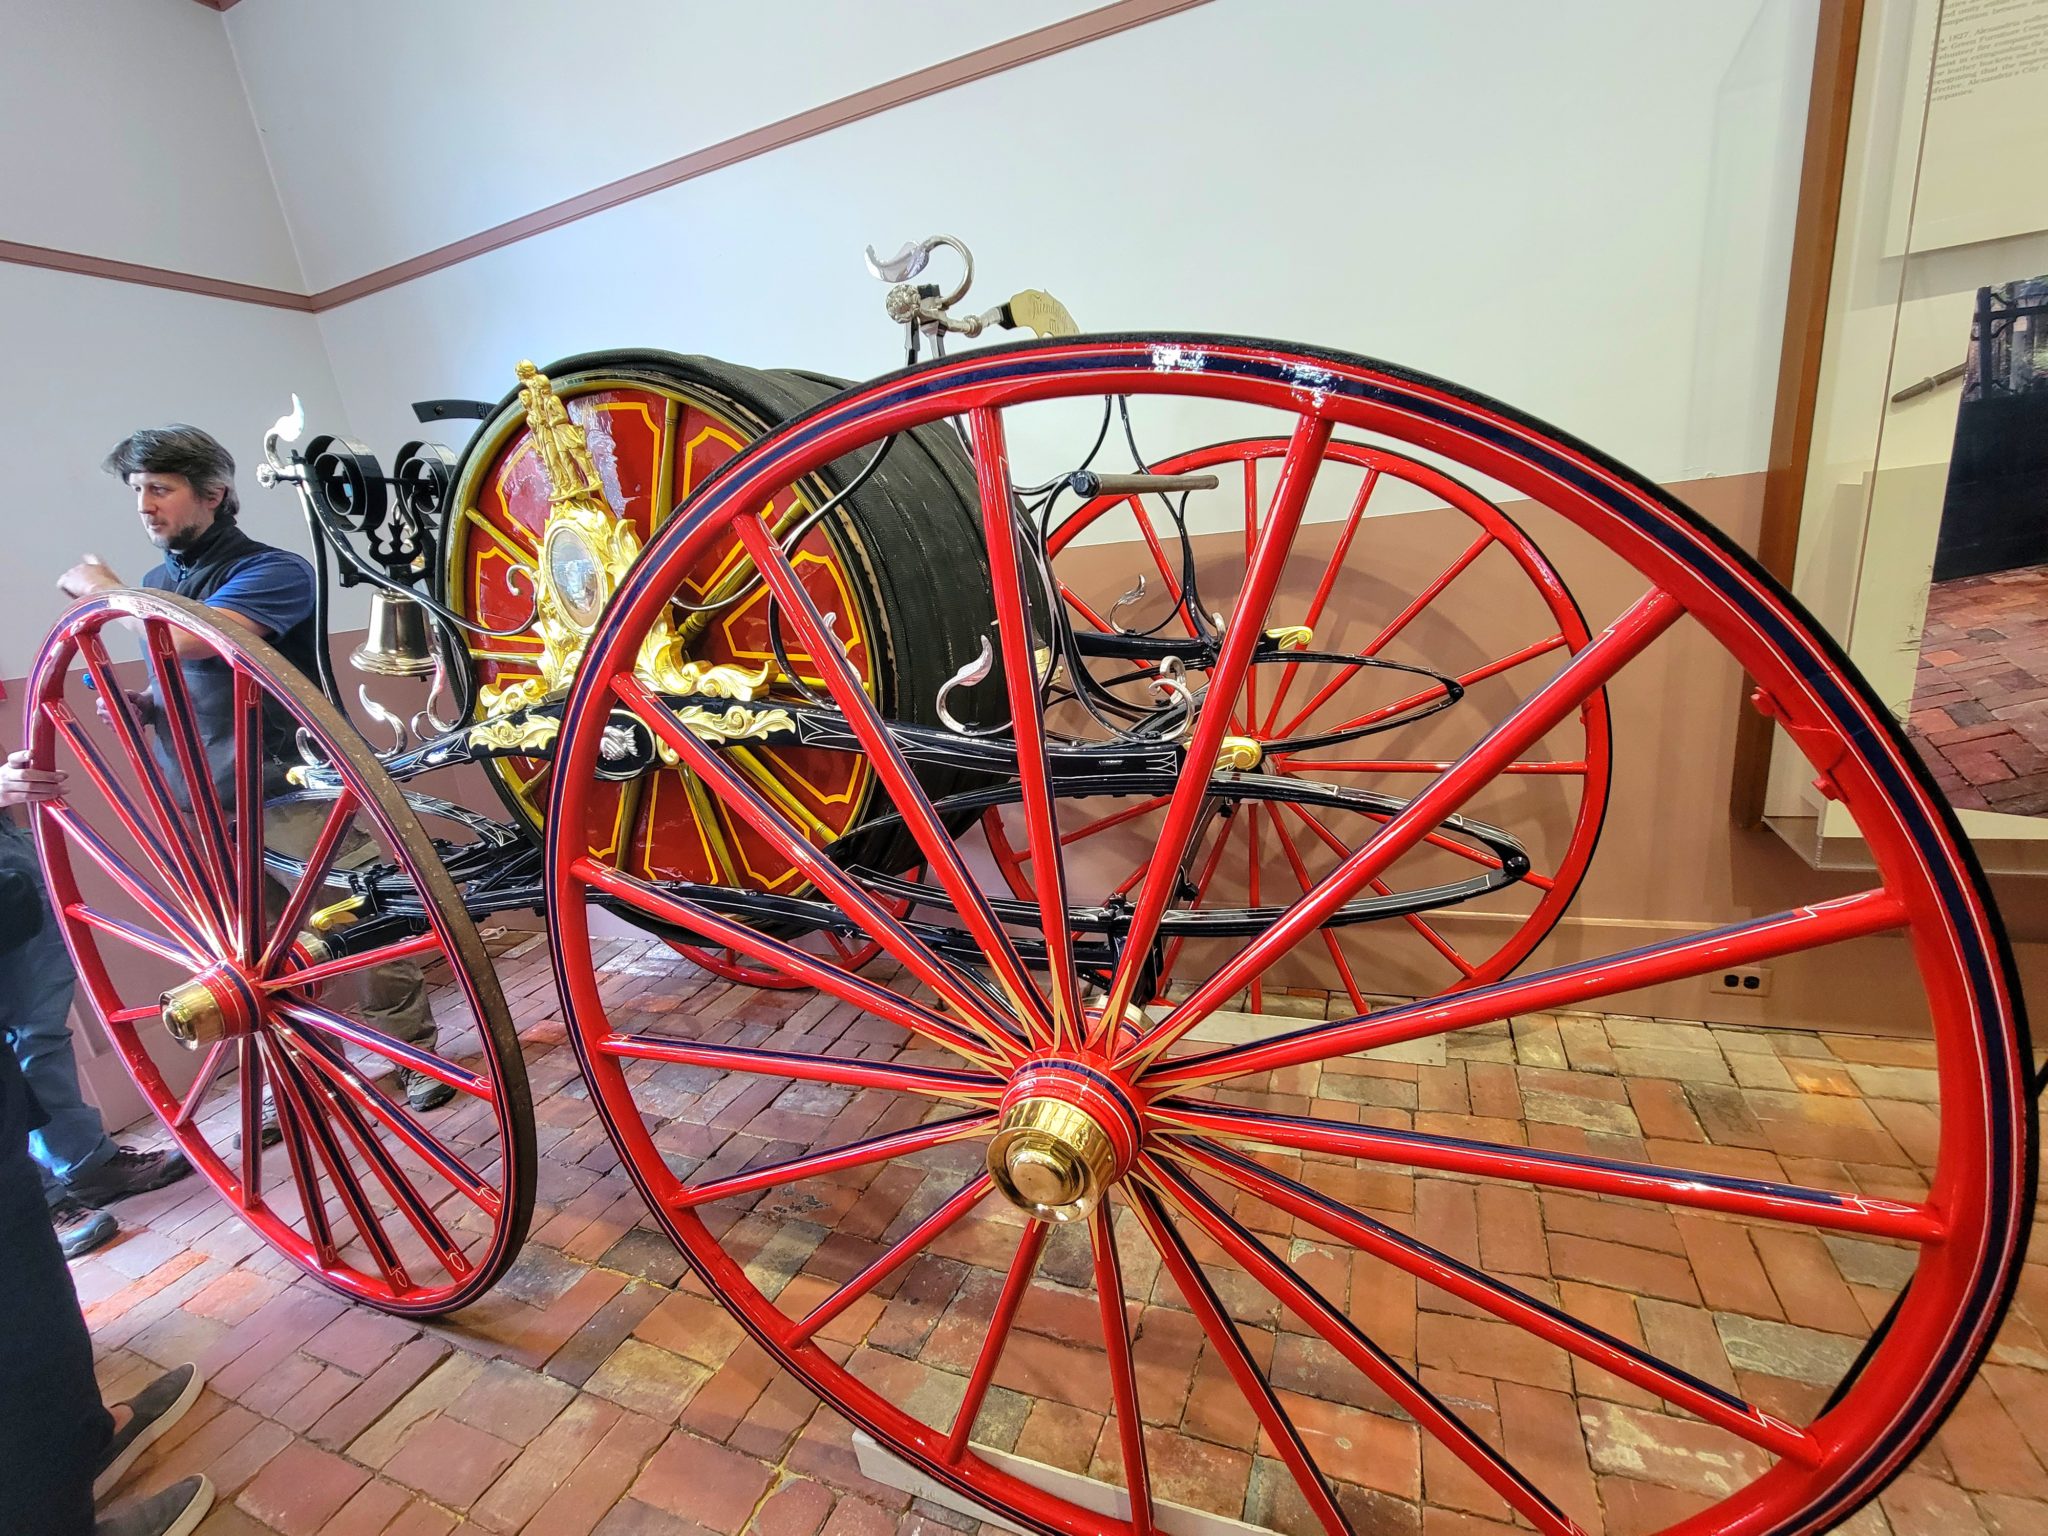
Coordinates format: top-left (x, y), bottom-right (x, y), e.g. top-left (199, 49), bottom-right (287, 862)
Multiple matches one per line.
top-left (547, 337), bottom-right (2030, 1535)
top-left (30, 591), bottom-right (534, 1315)
top-left (982, 435), bottom-right (1609, 1009)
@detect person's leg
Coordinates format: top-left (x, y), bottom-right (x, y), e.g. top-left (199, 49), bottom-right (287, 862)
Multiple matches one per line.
top-left (0, 1052), bottom-right (112, 1536)
top-left (0, 821), bottom-right (115, 1188)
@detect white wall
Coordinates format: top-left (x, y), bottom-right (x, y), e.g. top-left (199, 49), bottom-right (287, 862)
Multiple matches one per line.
top-left (0, 0), bottom-right (303, 290)
top-left (224, 0), bottom-right (1110, 292)
top-left (0, 0), bottom-right (343, 677)
top-left (235, 0), bottom-right (1818, 500)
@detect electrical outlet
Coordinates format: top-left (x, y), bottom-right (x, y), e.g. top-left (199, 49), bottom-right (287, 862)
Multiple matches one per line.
top-left (1711, 965), bottom-right (1772, 998)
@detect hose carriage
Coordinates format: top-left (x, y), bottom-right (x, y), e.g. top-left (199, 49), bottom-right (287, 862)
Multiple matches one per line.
top-left (25, 240), bottom-right (2031, 1536)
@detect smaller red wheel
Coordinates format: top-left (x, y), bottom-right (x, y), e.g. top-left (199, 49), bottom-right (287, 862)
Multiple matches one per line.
top-left (29, 591), bottom-right (535, 1315)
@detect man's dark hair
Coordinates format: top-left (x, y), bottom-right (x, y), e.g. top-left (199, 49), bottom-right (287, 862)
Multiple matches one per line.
top-left (102, 425), bottom-right (240, 521)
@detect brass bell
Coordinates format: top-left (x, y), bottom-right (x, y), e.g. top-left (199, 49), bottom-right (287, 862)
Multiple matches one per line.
top-left (350, 591), bottom-right (435, 677)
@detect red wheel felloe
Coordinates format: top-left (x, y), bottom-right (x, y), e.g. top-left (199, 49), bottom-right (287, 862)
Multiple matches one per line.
top-left (30, 591), bottom-right (534, 1315)
top-left (548, 337), bottom-right (2029, 1535)
top-left (982, 434), bottom-right (1610, 1010)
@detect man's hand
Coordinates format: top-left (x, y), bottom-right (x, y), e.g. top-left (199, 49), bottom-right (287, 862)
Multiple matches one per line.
top-left (94, 687), bottom-right (154, 730)
top-left (0, 750), bottom-right (64, 809)
top-left (58, 554), bottom-right (126, 600)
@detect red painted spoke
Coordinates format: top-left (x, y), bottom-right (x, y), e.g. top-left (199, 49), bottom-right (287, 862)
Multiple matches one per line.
top-left (1157, 1099), bottom-right (1941, 1242)
top-left (1262, 805), bottom-right (1375, 1009)
top-left (611, 677), bottom-right (1025, 1065)
top-left (1283, 796), bottom-right (1544, 896)
top-left (230, 669), bottom-right (265, 961)
top-left (733, 515), bottom-right (1056, 1045)
top-left (1060, 585), bottom-right (1116, 633)
top-left (264, 932), bottom-right (442, 993)
top-left (73, 631), bottom-right (226, 922)
top-left (1284, 758), bottom-right (1588, 776)
top-left (43, 803), bottom-right (210, 956)
top-left (1259, 466), bottom-right (1381, 733)
top-left (1242, 458), bottom-right (1261, 736)
top-left (45, 695), bottom-right (219, 940)
top-left (275, 1000), bottom-right (490, 1100)
top-left (1156, 805), bottom-right (1235, 984)
top-left (972, 407), bottom-right (1085, 1050)
top-left (264, 1035), bottom-right (410, 1291)
top-left (1128, 1183), bottom-right (1351, 1536)
top-left (263, 1037), bottom-right (333, 1251)
top-left (1103, 411), bottom-right (1335, 1028)
top-left (1146, 1156), bottom-right (1580, 1535)
top-left (598, 1033), bottom-right (1000, 1102)
top-left (279, 1030), bottom-right (472, 1282)
top-left (1175, 1137), bottom-right (1821, 1464)
top-left (668, 1112), bottom-right (992, 1212)
top-left (1244, 812), bottom-right (1264, 1015)
top-left (1125, 588), bottom-right (1683, 1068)
top-left (791, 1174), bottom-right (993, 1344)
top-left (1090, 1203), bottom-right (1155, 1534)
top-left (270, 1014), bottom-right (500, 1216)
top-left (1290, 632), bottom-right (1570, 743)
top-left (1011, 796), bottom-right (1175, 865)
top-left (173, 1041), bottom-right (228, 1128)
top-left (1129, 501), bottom-right (1194, 629)
top-left (143, 618), bottom-right (237, 917)
top-left (64, 902), bottom-right (202, 972)
top-left (106, 1004), bottom-right (163, 1025)
top-left (259, 789), bottom-right (361, 973)
top-left (237, 1036), bottom-right (264, 1209)
top-left (575, 855), bottom-right (1012, 1069)
top-left (1150, 886), bottom-right (1909, 1090)
top-left (943, 1221), bottom-right (1048, 1463)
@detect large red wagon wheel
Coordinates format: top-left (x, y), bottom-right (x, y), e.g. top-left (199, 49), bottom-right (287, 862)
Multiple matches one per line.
top-left (29, 591), bottom-right (533, 1315)
top-left (547, 337), bottom-right (2030, 1535)
top-left (440, 352), bottom-right (987, 988)
top-left (982, 435), bottom-right (1609, 1008)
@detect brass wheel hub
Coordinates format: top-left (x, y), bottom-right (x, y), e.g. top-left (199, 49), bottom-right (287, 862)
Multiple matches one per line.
top-left (160, 964), bottom-right (261, 1050)
top-left (986, 1060), bottom-right (1142, 1223)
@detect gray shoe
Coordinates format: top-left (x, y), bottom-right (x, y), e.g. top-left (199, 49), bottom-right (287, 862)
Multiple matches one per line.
top-left (64, 1146), bottom-right (192, 1207)
top-left (95, 1363), bottom-right (205, 1499)
top-left (95, 1474), bottom-right (213, 1536)
top-left (401, 1069), bottom-right (456, 1112)
top-left (51, 1196), bottom-right (118, 1259)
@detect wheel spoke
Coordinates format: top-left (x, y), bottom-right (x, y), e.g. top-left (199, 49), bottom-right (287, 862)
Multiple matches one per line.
top-left (258, 788), bottom-right (360, 973)
top-left (1124, 587), bottom-right (1683, 1068)
top-left (1173, 1136), bottom-right (1822, 1464)
top-left (1290, 632), bottom-right (1570, 743)
top-left (1090, 1202), bottom-right (1155, 1534)
top-left (237, 1036), bottom-right (264, 1208)
top-left (1157, 1098), bottom-right (1941, 1242)
top-left (262, 1035), bottom-right (336, 1257)
top-left (1286, 757), bottom-right (1588, 776)
top-left (1143, 1156), bottom-right (1580, 1536)
top-left (733, 513), bottom-right (1057, 1045)
top-left (942, 1220), bottom-right (1048, 1463)
top-left (142, 618), bottom-right (237, 917)
top-left (1262, 804), bottom-right (1380, 1007)
top-left (63, 902), bottom-right (203, 971)
top-left (668, 1112), bottom-right (992, 1212)
top-left (1259, 465), bottom-right (1381, 733)
top-left (280, 1030), bottom-right (472, 1282)
top-left (613, 675), bottom-right (1026, 1064)
top-left (1273, 530), bottom-right (1493, 738)
top-left (275, 999), bottom-right (491, 1100)
top-left (43, 803), bottom-right (210, 956)
top-left (270, 1013), bottom-right (500, 1215)
top-left (45, 694), bottom-right (220, 941)
top-left (1128, 1182), bottom-right (1351, 1536)
top-left (575, 854), bottom-right (1013, 1068)
top-left (790, 1174), bottom-right (993, 1344)
top-left (264, 1034), bottom-right (411, 1292)
top-left (172, 1041), bottom-right (228, 1128)
top-left (597, 1033), bottom-right (1001, 1102)
top-left (1149, 886), bottom-right (1909, 1090)
top-left (1102, 411), bottom-right (1335, 1028)
top-left (972, 407), bottom-right (1086, 1050)
top-left (265, 932), bottom-right (443, 993)
top-left (231, 669), bottom-right (265, 961)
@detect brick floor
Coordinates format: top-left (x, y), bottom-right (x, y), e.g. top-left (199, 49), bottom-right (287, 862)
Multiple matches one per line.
top-left (76, 934), bottom-right (2048, 1536)
top-left (1906, 563), bottom-right (2048, 813)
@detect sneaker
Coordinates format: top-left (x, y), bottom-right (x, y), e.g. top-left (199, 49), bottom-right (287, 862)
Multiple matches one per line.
top-left (93, 1364), bottom-right (205, 1499)
top-left (95, 1473), bottom-right (213, 1536)
top-left (229, 1109), bottom-right (283, 1152)
top-left (401, 1070), bottom-right (456, 1113)
top-left (64, 1147), bottom-right (192, 1207)
top-left (52, 1195), bottom-right (118, 1259)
